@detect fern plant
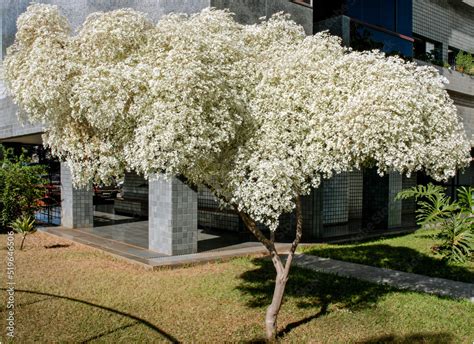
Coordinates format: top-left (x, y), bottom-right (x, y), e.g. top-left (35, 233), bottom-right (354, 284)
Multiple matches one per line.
top-left (397, 183), bottom-right (473, 262)
top-left (10, 215), bottom-right (37, 250)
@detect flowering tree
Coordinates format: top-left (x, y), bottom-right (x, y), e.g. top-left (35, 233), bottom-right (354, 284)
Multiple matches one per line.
top-left (4, 4), bottom-right (471, 339)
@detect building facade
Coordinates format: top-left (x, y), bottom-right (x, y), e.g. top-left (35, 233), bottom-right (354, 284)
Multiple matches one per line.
top-left (0, 0), bottom-right (473, 254)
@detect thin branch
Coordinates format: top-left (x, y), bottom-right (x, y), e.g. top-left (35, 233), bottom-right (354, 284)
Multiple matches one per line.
top-left (236, 209), bottom-right (284, 275)
top-left (237, 210), bottom-right (274, 253)
top-left (284, 195), bottom-right (303, 275)
top-left (202, 180), bottom-right (284, 274)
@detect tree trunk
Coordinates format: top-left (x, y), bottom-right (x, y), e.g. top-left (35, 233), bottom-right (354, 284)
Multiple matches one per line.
top-left (265, 270), bottom-right (289, 339)
top-left (20, 234), bottom-right (26, 250)
top-left (237, 196), bottom-right (303, 341)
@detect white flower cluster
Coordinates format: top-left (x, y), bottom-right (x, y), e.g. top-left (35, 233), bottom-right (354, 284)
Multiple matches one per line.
top-left (4, 5), bottom-right (471, 230)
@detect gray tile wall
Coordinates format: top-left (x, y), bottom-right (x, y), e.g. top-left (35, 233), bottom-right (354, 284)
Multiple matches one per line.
top-left (322, 172), bottom-right (349, 224)
top-left (453, 98), bottom-right (474, 146)
top-left (348, 170), bottom-right (363, 219)
top-left (0, 79), bottom-right (43, 141)
top-left (122, 171), bottom-right (148, 200)
top-left (414, 60), bottom-right (474, 146)
top-left (413, 0), bottom-right (474, 60)
top-left (60, 163), bottom-right (94, 228)
top-left (1, 0), bottom-right (211, 141)
top-left (149, 176), bottom-right (198, 255)
top-left (212, 0), bottom-right (313, 34)
top-left (114, 171), bottom-right (149, 217)
top-left (388, 172), bottom-right (402, 228)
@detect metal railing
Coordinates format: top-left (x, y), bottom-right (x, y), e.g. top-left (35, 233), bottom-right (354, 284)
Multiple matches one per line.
top-left (35, 203), bottom-right (61, 226)
top-left (291, 0), bottom-right (313, 8)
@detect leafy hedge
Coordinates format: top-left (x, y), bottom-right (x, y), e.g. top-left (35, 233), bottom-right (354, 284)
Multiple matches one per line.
top-left (0, 145), bottom-right (47, 228)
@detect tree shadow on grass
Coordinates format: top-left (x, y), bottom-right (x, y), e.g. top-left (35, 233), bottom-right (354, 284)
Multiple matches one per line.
top-left (44, 243), bottom-right (71, 249)
top-left (356, 332), bottom-right (455, 344)
top-left (236, 258), bottom-right (397, 341)
top-left (303, 244), bottom-right (474, 283)
top-left (0, 288), bottom-right (179, 343)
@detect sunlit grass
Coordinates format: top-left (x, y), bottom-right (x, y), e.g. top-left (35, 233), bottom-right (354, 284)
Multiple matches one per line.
top-left (301, 229), bottom-right (474, 283)
top-left (0, 232), bottom-right (472, 343)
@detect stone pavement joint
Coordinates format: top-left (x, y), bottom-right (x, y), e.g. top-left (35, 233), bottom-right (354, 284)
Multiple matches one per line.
top-left (292, 254), bottom-right (474, 303)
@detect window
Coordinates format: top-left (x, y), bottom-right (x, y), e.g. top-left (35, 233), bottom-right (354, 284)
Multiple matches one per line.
top-left (413, 34), bottom-right (443, 65)
top-left (448, 46), bottom-right (460, 67)
top-left (350, 20), bottom-right (413, 57)
top-left (346, 0), bottom-right (397, 31)
top-left (315, 0), bottom-right (413, 57)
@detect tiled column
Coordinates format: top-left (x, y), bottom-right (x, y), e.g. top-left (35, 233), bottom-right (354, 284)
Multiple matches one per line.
top-left (388, 172), bottom-right (403, 228)
top-left (322, 173), bottom-right (349, 225)
top-left (60, 163), bottom-right (93, 228)
top-left (348, 170), bottom-right (363, 219)
top-left (148, 175), bottom-right (198, 255)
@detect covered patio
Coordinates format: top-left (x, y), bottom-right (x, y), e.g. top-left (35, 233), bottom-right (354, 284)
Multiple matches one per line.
top-left (40, 210), bottom-right (272, 268)
top-left (88, 211), bottom-right (258, 254)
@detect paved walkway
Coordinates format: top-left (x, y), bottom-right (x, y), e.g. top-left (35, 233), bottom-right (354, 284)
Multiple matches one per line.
top-left (293, 254), bottom-right (474, 303)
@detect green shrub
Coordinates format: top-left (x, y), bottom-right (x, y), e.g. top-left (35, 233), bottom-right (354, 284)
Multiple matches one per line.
top-left (10, 215), bottom-right (37, 250)
top-left (0, 145), bottom-right (47, 228)
top-left (397, 183), bottom-right (473, 262)
top-left (455, 51), bottom-right (474, 75)
top-left (435, 213), bottom-right (473, 262)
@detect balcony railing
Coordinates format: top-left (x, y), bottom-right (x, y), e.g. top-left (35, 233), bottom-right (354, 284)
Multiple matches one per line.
top-left (291, 0), bottom-right (313, 8)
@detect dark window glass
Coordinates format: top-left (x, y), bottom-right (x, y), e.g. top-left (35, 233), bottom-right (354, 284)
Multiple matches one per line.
top-left (315, 0), bottom-right (413, 37)
top-left (396, 0), bottom-right (412, 36)
top-left (346, 0), bottom-right (397, 31)
top-left (448, 46), bottom-right (460, 67)
top-left (314, 0), bottom-right (345, 22)
top-left (350, 21), bottom-right (413, 57)
top-left (413, 34), bottom-right (443, 65)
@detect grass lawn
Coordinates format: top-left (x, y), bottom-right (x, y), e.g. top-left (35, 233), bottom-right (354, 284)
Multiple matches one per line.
top-left (0, 231), bottom-right (473, 343)
top-left (301, 229), bottom-right (474, 283)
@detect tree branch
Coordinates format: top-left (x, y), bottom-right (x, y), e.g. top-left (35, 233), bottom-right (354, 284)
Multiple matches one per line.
top-left (284, 195), bottom-right (303, 275)
top-left (201, 180), bottom-right (284, 274)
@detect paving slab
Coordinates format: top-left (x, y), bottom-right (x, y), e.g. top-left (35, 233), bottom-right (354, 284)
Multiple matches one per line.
top-left (293, 254), bottom-right (474, 302)
top-left (146, 243), bottom-right (292, 268)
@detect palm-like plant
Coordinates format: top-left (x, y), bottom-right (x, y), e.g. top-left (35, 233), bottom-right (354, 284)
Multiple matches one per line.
top-left (10, 215), bottom-right (37, 250)
top-left (436, 213), bottom-right (474, 263)
top-left (397, 184), bottom-right (473, 262)
top-left (457, 186), bottom-right (474, 211)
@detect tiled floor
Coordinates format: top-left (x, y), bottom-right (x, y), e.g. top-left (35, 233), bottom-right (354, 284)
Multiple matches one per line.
top-left (40, 223), bottom-right (285, 269)
top-left (83, 219), bottom-right (150, 249)
top-left (40, 210), bottom-right (267, 267)
top-left (83, 211), bottom-right (260, 252)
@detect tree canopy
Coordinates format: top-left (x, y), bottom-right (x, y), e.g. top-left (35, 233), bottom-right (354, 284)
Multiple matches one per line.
top-left (4, 5), bottom-right (472, 339)
top-left (4, 4), bottom-right (471, 231)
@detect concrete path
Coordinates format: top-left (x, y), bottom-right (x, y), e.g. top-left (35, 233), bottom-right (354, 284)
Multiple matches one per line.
top-left (293, 254), bottom-right (474, 303)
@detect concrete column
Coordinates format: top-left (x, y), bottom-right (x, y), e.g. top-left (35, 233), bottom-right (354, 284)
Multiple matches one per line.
top-left (60, 163), bottom-right (93, 228)
top-left (388, 172), bottom-right (403, 228)
top-left (148, 175), bottom-right (198, 255)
